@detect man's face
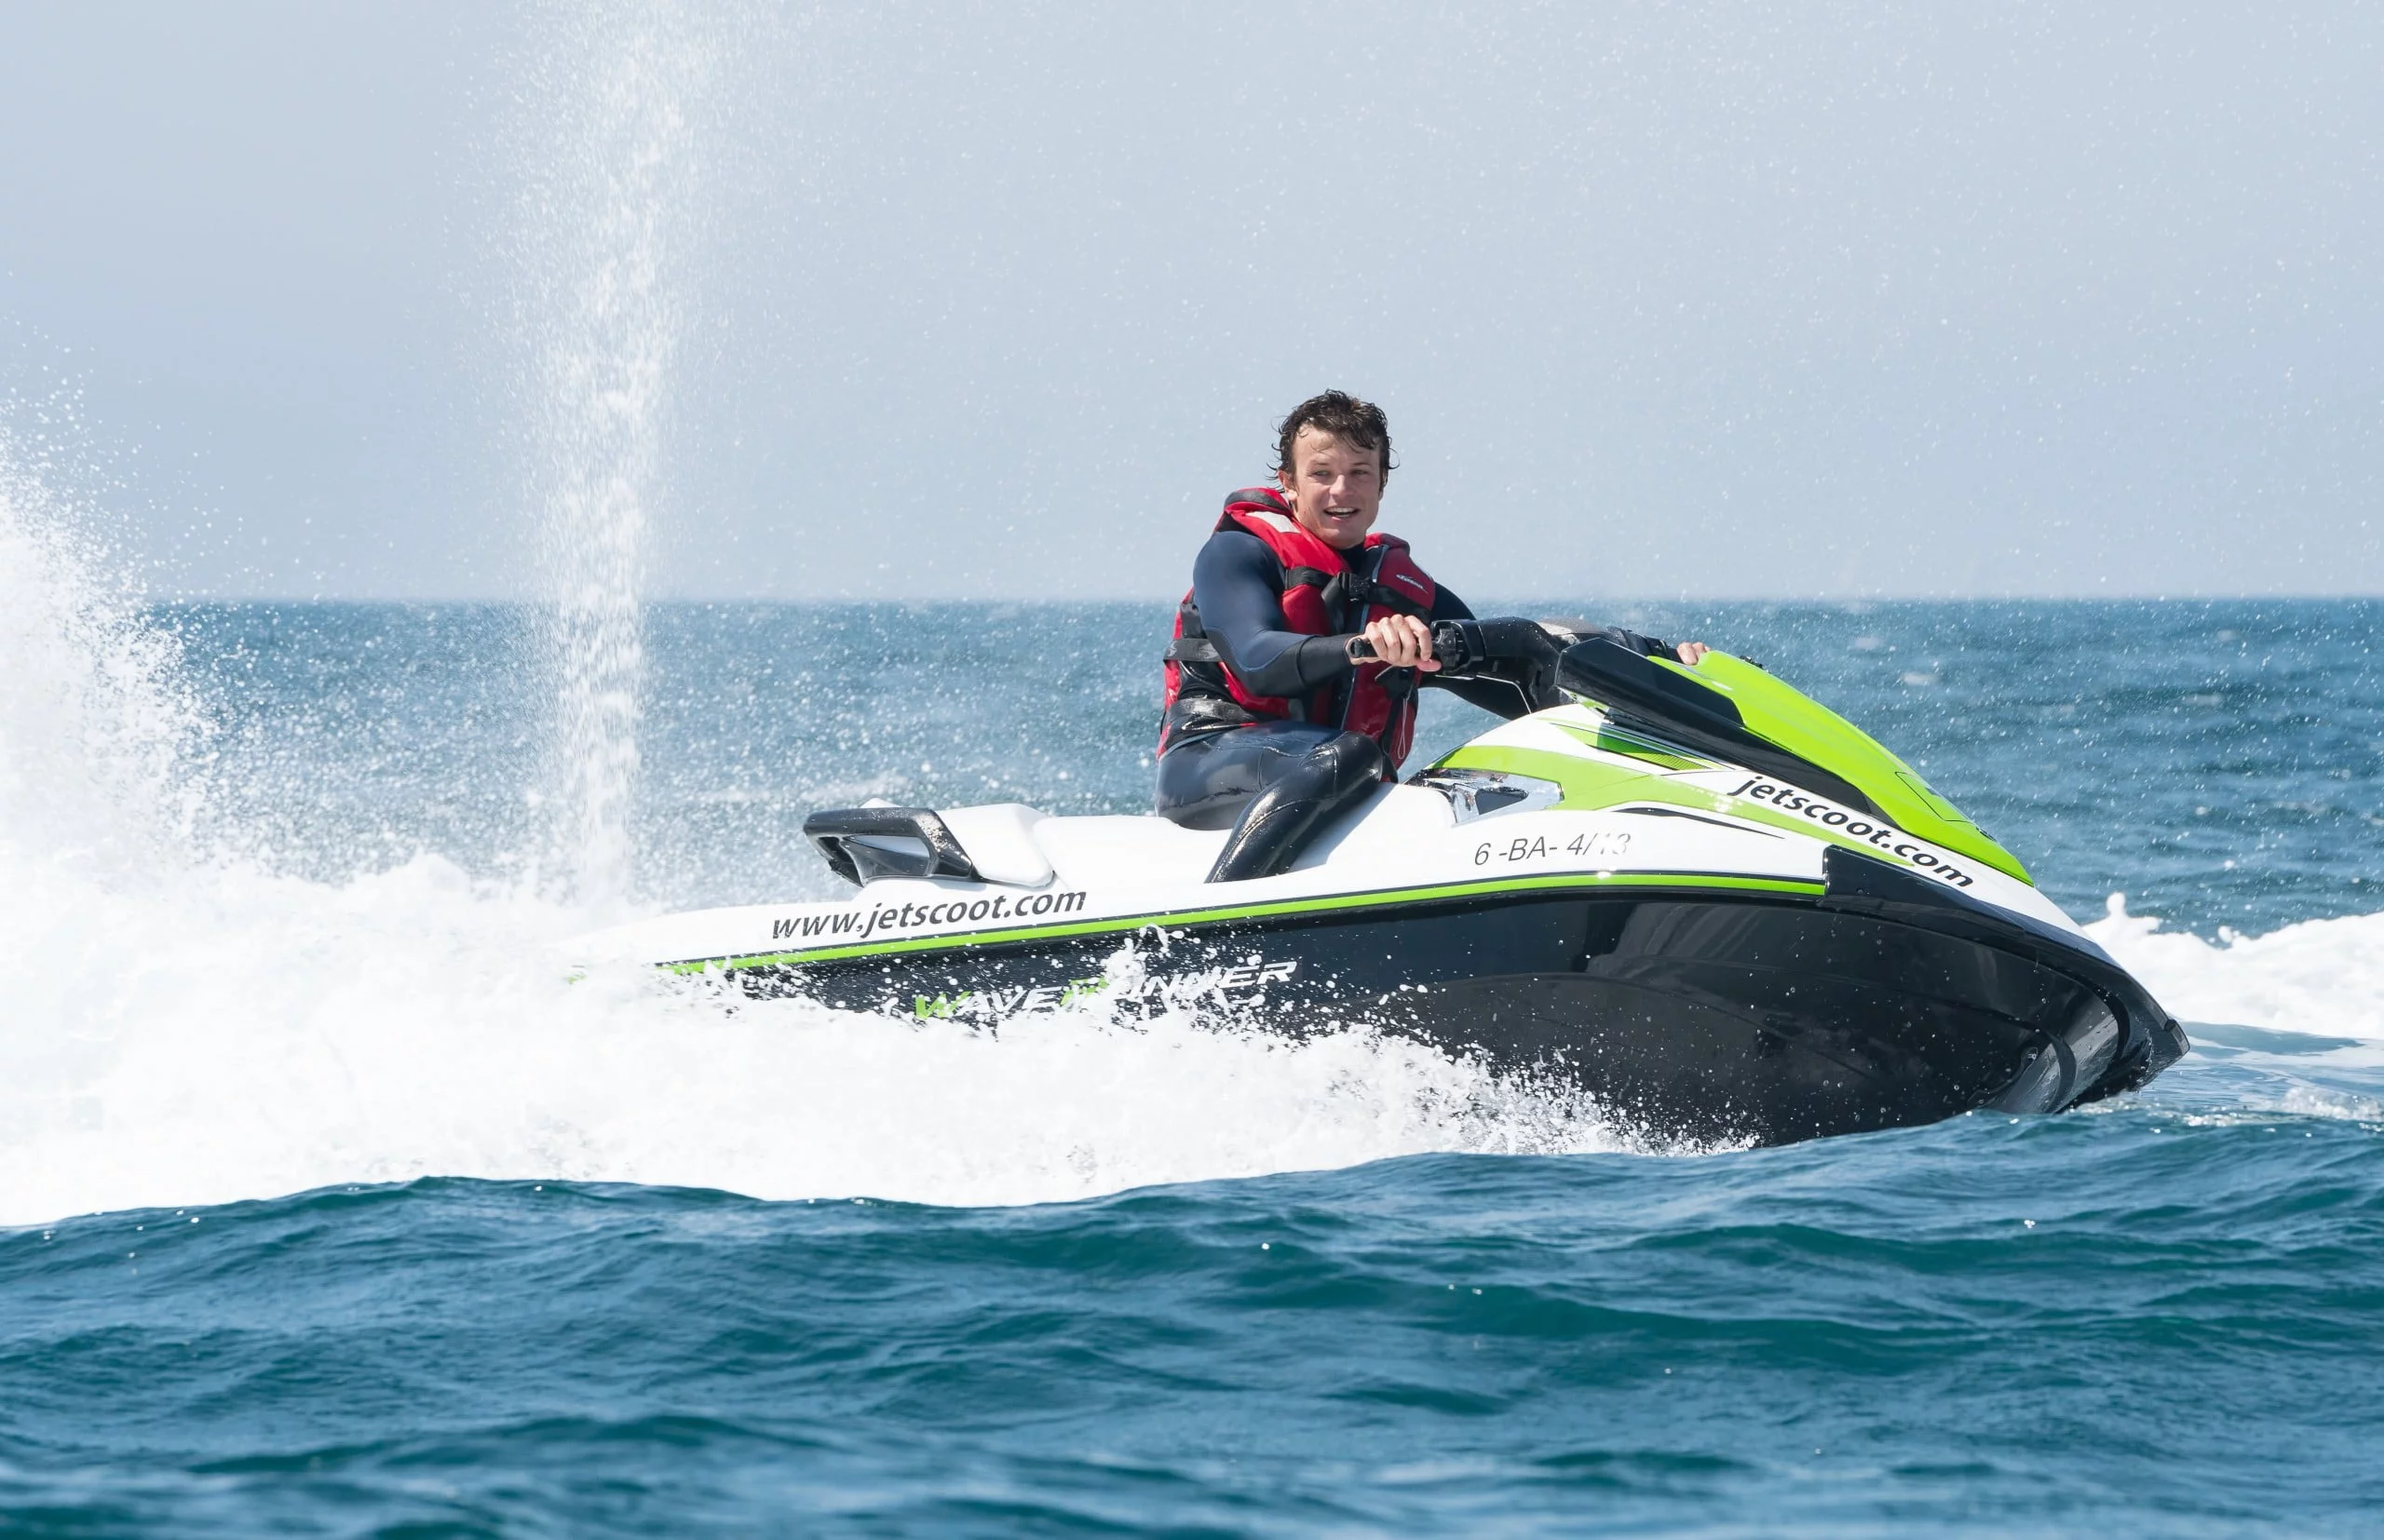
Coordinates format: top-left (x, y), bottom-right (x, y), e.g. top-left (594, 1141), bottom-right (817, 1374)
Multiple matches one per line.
top-left (1279, 426), bottom-right (1384, 550)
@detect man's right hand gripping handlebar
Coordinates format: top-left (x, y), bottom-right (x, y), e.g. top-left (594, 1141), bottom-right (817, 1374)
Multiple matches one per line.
top-left (1343, 617), bottom-right (1483, 671)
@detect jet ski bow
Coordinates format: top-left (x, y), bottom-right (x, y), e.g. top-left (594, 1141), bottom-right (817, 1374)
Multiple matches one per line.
top-left (573, 628), bottom-right (2187, 1146)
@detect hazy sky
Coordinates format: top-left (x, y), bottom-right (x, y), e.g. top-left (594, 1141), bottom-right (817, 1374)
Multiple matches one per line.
top-left (3, 2), bottom-right (2378, 600)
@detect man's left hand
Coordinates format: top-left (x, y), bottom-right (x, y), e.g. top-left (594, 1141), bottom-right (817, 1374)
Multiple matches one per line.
top-left (1675, 642), bottom-right (1710, 666)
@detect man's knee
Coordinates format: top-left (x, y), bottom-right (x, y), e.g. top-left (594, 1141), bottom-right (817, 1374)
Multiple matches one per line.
top-left (1311, 730), bottom-right (1388, 789)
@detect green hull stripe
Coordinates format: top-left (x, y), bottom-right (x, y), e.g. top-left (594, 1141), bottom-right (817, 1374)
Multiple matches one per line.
top-left (661, 870), bottom-right (1822, 975)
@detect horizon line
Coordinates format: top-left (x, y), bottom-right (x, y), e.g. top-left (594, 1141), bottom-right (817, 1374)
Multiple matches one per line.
top-left (139, 591), bottom-right (2384, 607)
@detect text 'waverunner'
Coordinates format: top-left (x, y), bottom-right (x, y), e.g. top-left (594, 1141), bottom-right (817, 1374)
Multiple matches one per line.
top-left (572, 624), bottom-right (2187, 1146)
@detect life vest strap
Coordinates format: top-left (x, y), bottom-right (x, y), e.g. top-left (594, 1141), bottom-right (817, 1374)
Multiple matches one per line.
top-left (1322, 572), bottom-right (1433, 622)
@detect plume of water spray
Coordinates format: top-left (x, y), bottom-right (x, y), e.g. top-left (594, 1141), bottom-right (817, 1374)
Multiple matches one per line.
top-left (520, 0), bottom-right (715, 906)
top-left (0, 395), bottom-right (198, 879)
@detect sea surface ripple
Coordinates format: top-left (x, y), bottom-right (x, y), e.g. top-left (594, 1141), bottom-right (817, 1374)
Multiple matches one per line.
top-left (7, 1106), bottom-right (2384, 1534)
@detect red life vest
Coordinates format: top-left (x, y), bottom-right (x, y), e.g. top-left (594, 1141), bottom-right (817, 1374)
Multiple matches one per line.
top-left (1160, 486), bottom-right (1439, 766)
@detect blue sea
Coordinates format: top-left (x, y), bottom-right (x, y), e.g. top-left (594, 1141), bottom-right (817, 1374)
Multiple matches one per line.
top-left (6, 596), bottom-right (2384, 1535)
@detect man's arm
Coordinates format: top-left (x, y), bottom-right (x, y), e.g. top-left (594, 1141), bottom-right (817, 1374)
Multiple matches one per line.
top-left (1190, 531), bottom-right (1354, 697)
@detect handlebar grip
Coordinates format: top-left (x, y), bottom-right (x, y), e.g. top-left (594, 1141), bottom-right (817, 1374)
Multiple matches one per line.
top-left (1344, 621), bottom-right (1483, 669)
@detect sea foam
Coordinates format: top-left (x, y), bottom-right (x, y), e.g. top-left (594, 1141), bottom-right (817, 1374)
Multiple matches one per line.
top-left (2088, 894), bottom-right (2384, 1044)
top-left (0, 845), bottom-right (1630, 1225)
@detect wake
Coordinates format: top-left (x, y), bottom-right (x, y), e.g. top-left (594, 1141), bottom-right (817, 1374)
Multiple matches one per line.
top-left (0, 442), bottom-right (1629, 1224)
top-left (2088, 896), bottom-right (2384, 1046)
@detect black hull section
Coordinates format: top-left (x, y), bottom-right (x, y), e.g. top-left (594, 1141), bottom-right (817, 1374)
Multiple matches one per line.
top-left (731, 851), bottom-right (2184, 1147)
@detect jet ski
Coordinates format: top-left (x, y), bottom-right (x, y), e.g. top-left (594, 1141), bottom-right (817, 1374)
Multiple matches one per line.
top-left (574, 624), bottom-right (2188, 1145)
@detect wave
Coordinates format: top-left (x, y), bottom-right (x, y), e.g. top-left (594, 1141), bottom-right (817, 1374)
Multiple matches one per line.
top-left (2087, 895), bottom-right (2384, 1044)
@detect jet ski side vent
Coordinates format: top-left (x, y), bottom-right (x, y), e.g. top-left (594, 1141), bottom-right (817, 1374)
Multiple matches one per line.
top-left (803, 806), bottom-right (983, 886)
top-left (1413, 767), bottom-right (1564, 822)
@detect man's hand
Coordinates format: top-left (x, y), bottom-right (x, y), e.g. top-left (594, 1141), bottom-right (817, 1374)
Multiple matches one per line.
top-left (1675, 642), bottom-right (1710, 666)
top-left (1354, 614), bottom-right (1441, 671)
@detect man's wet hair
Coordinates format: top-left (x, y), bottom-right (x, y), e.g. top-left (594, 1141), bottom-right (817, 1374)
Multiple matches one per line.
top-left (1275, 391), bottom-right (1394, 485)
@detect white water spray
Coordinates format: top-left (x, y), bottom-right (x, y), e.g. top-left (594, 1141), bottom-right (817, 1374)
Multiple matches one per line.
top-left (0, 393), bottom-right (1651, 1228)
top-left (8, 407), bottom-right (2384, 1224)
top-left (518, 0), bottom-right (715, 905)
top-left (0, 397), bottom-right (196, 880)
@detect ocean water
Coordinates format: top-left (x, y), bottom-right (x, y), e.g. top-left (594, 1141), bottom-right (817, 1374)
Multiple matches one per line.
top-left (7, 588), bottom-right (2384, 1534)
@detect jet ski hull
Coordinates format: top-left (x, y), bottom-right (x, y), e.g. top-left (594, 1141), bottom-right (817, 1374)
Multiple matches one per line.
top-left (577, 659), bottom-right (2188, 1148)
top-left (716, 851), bottom-right (2178, 1147)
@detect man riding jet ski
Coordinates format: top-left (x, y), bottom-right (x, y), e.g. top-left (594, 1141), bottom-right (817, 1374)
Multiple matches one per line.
top-left (1158, 389), bottom-right (1710, 883)
top-left (569, 399), bottom-right (2188, 1146)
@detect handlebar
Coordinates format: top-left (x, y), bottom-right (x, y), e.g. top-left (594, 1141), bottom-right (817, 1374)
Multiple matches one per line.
top-left (1344, 619), bottom-right (1499, 670)
top-left (1348, 618), bottom-right (1686, 674)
